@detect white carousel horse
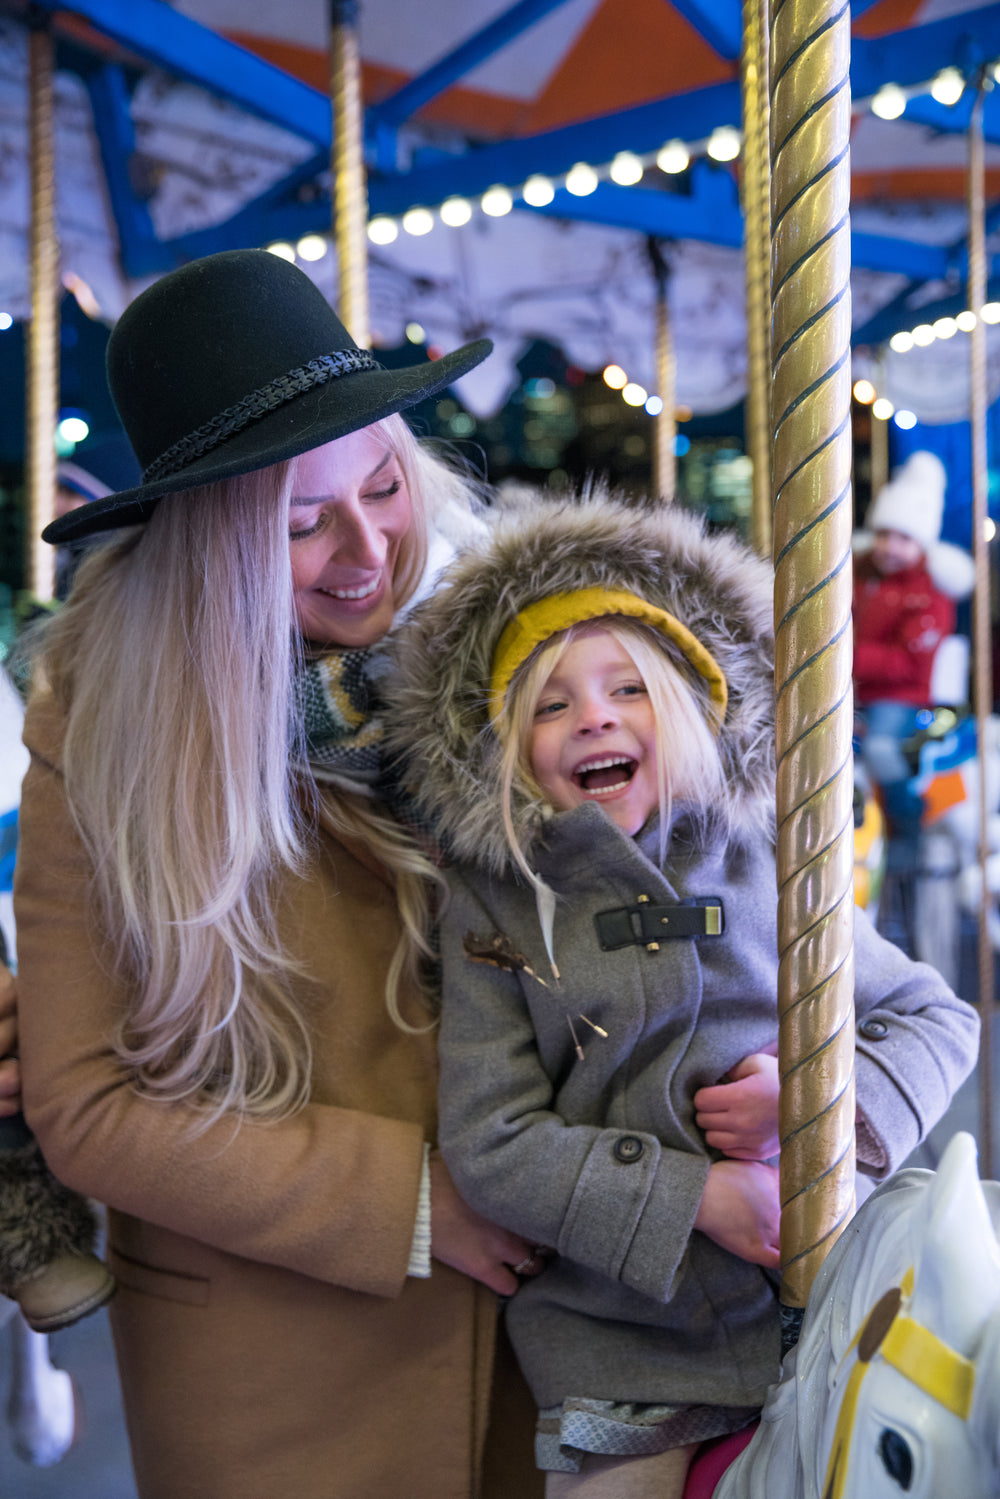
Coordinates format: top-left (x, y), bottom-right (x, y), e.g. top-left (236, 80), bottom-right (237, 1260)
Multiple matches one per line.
top-left (0, 666), bottom-right (77, 1467)
top-left (715, 1131), bottom-right (1000, 1499)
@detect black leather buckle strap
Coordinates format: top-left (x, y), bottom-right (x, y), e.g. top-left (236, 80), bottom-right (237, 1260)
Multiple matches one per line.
top-left (594, 897), bottom-right (725, 952)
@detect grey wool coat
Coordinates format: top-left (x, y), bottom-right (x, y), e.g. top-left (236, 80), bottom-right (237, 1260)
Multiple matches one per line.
top-left (386, 491), bottom-right (980, 1414)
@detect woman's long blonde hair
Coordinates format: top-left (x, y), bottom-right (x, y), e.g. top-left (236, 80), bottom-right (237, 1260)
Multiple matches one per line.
top-left (38, 415), bottom-right (463, 1124)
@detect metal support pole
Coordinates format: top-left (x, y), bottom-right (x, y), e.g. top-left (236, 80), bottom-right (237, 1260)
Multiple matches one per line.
top-left (330, 0), bottom-right (370, 345)
top-left (26, 10), bottom-right (58, 601)
top-left (968, 84), bottom-right (995, 1178)
top-left (649, 239), bottom-right (675, 503)
top-left (742, 0), bottom-right (772, 559)
top-left (770, 0), bottom-right (856, 1312)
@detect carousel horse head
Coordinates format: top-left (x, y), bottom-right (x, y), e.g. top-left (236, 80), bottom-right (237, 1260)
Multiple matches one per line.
top-left (716, 1133), bottom-right (1000, 1499)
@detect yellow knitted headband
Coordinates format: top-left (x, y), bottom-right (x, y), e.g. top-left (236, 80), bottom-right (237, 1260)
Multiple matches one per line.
top-left (489, 586), bottom-right (729, 727)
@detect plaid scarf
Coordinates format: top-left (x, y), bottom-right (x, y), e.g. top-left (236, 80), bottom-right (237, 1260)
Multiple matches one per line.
top-left (296, 649), bottom-right (386, 794)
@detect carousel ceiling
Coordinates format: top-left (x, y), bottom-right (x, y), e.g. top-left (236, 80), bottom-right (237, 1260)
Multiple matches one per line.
top-left (2, 0), bottom-right (1000, 418)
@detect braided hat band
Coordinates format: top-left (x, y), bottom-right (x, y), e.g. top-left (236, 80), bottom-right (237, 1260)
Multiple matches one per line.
top-left (142, 351), bottom-right (378, 483)
top-left (489, 586), bottom-right (729, 728)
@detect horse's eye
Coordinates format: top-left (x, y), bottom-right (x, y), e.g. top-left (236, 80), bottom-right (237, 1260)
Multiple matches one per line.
top-left (878, 1428), bottom-right (913, 1490)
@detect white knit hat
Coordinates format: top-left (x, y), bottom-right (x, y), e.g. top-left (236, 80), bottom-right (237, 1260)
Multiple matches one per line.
top-left (866, 450), bottom-right (947, 551)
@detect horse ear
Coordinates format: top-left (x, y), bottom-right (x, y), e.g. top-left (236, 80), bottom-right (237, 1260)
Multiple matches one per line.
top-left (908, 1133), bottom-right (1000, 1357)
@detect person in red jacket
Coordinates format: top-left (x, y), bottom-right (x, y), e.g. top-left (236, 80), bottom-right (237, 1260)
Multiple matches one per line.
top-left (854, 450), bottom-right (973, 853)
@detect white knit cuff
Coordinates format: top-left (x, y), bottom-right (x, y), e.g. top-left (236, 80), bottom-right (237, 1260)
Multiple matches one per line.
top-left (407, 1143), bottom-right (432, 1278)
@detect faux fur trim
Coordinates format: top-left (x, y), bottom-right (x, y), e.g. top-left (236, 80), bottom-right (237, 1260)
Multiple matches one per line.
top-left (385, 487), bottom-right (776, 876)
top-left (0, 1140), bottom-right (97, 1288)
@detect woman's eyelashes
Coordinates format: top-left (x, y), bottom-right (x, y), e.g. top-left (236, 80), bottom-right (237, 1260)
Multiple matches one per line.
top-left (288, 478), bottom-right (404, 540)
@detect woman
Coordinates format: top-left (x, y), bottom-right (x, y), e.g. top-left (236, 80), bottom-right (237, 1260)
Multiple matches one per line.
top-left (13, 249), bottom-right (543, 1499)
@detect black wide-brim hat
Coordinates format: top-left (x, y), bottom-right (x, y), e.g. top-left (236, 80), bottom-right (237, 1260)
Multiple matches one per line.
top-left (43, 249), bottom-right (492, 544)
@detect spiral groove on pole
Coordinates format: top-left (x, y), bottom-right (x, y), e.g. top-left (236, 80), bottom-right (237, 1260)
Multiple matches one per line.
top-left (742, 0), bottom-right (772, 559)
top-left (967, 86), bottom-right (995, 1179)
top-left (769, 0), bottom-right (856, 1309)
top-left (650, 242), bottom-right (676, 503)
top-left (330, 0), bottom-right (370, 346)
top-left (27, 14), bottom-right (58, 601)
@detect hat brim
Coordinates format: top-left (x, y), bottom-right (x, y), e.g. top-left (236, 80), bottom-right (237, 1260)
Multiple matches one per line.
top-left (43, 338), bottom-right (492, 545)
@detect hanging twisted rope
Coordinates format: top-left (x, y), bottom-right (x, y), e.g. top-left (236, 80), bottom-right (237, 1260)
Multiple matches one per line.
top-left (967, 82), bottom-right (995, 1179)
top-left (330, 0), bottom-right (370, 346)
top-left (27, 10), bottom-right (58, 601)
top-left (770, 0), bottom-right (856, 1313)
top-left (741, 0), bottom-right (772, 560)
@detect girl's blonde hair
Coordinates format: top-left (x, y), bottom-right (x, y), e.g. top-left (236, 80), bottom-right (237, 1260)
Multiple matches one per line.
top-left (496, 617), bottom-right (729, 883)
top-left (37, 414), bottom-right (461, 1124)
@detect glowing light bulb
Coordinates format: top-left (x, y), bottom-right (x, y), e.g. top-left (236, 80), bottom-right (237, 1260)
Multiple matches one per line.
top-left (481, 186), bottom-right (513, 217)
top-left (872, 84), bottom-right (906, 120)
top-left (405, 323), bottom-right (426, 343)
top-left (957, 310), bottom-right (978, 331)
top-left (872, 397), bottom-right (895, 420)
top-left (610, 151), bottom-right (643, 186)
top-left (622, 382), bottom-right (647, 406)
top-left (889, 331), bottom-right (914, 353)
top-left (644, 395), bottom-right (664, 416)
top-left (933, 316), bottom-right (958, 339)
top-left (853, 379), bottom-right (876, 404)
top-left (57, 416), bottom-right (89, 443)
top-left (440, 197), bottom-right (472, 226)
top-left (367, 218), bottom-right (399, 245)
top-left (986, 517), bottom-right (997, 542)
top-left (911, 324), bottom-right (935, 347)
top-left (266, 241), bottom-right (296, 262)
top-left (565, 162), bottom-right (598, 196)
top-left (0, 312), bottom-right (12, 331)
top-left (931, 67), bottom-right (965, 106)
top-left (982, 302), bottom-right (1000, 324)
top-left (657, 140), bottom-right (689, 174)
top-left (707, 126), bottom-right (740, 162)
top-left (893, 409), bottom-right (917, 430)
top-left (296, 235), bottom-right (328, 261)
top-left (403, 208), bottom-right (434, 236)
top-left (603, 364), bottom-right (627, 390)
top-left (522, 175), bottom-right (555, 207)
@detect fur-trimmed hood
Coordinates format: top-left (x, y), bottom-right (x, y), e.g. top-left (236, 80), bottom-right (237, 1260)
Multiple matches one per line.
top-left (385, 489), bottom-right (776, 876)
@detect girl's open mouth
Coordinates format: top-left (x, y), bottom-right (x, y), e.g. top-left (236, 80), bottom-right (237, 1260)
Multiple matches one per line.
top-left (573, 756), bottom-right (638, 795)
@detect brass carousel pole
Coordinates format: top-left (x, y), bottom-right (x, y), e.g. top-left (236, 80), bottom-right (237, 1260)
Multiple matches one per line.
top-left (742, 0), bottom-right (771, 559)
top-left (26, 8), bottom-right (59, 601)
top-left (868, 383), bottom-right (889, 501)
top-left (967, 81), bottom-right (995, 1178)
top-left (770, 0), bottom-right (856, 1319)
top-left (330, 0), bottom-right (370, 345)
top-left (649, 239), bottom-right (676, 502)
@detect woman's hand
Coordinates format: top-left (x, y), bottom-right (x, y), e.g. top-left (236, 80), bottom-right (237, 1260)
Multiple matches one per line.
top-left (0, 963), bottom-right (20, 1118)
top-left (693, 1051), bottom-right (780, 1161)
top-left (693, 1159), bottom-right (780, 1268)
top-left (429, 1151), bottom-right (547, 1296)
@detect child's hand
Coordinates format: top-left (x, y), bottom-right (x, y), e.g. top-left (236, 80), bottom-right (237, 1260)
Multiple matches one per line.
top-left (693, 1051), bottom-right (780, 1161)
top-left (694, 1159), bottom-right (780, 1268)
top-left (0, 964), bottom-right (20, 1119)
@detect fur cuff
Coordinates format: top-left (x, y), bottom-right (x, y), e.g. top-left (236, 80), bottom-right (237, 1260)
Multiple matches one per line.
top-left (0, 1139), bottom-right (97, 1290)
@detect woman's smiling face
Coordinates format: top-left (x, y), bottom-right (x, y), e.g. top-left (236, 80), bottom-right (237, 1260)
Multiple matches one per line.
top-left (288, 427), bottom-right (413, 649)
top-left (528, 627), bottom-right (659, 836)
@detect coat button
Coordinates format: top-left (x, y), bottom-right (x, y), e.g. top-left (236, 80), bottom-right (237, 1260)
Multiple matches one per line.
top-left (613, 1135), bottom-right (644, 1163)
top-left (859, 1018), bottom-right (888, 1040)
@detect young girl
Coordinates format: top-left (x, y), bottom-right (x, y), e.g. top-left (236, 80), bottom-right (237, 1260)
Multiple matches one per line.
top-left (386, 490), bottom-right (979, 1499)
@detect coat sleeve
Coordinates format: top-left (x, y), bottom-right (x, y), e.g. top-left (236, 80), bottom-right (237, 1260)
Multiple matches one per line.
top-left (13, 713), bottom-right (425, 1301)
top-left (852, 908), bottom-right (979, 1176)
top-left (436, 877), bottom-right (710, 1307)
top-left (853, 585), bottom-right (954, 701)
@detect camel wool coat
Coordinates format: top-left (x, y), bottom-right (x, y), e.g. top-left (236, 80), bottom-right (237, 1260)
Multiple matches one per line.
top-left (13, 693), bottom-right (540, 1499)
